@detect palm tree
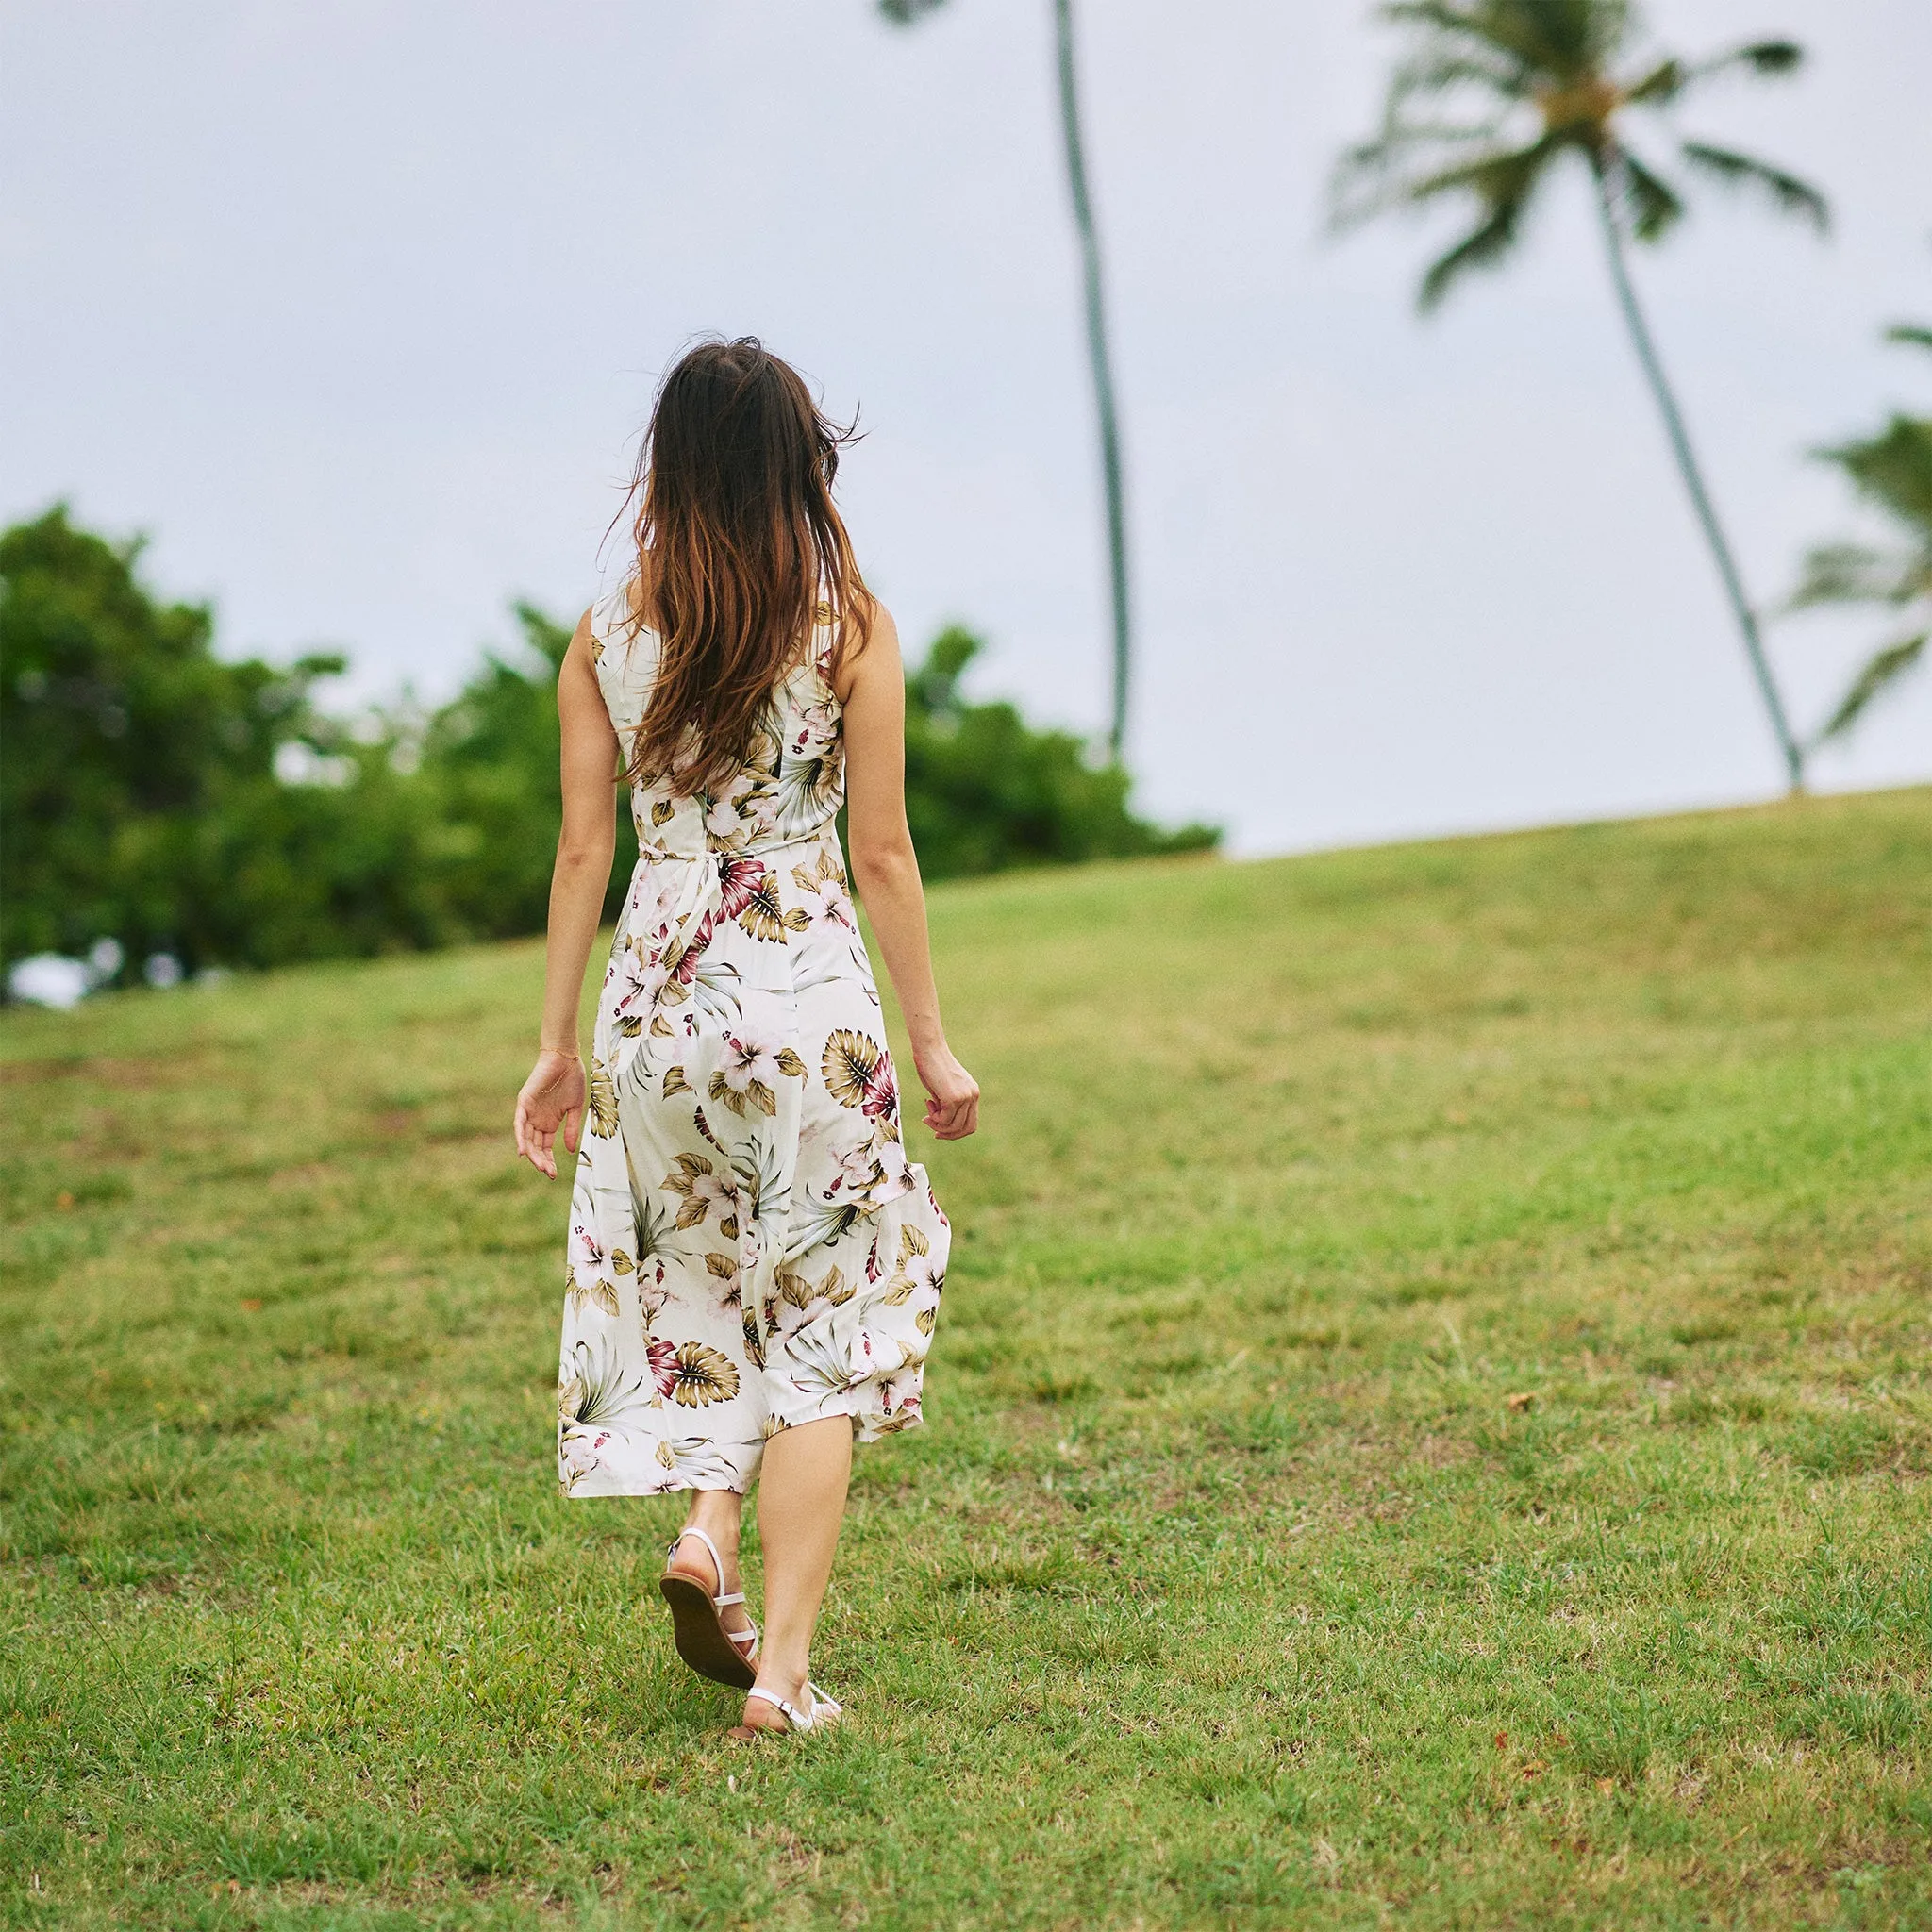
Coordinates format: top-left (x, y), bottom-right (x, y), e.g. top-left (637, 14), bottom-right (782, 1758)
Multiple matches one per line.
top-left (1334, 0), bottom-right (1829, 791)
top-left (879, 0), bottom-right (1134, 760)
top-left (1789, 324), bottom-right (1931, 749)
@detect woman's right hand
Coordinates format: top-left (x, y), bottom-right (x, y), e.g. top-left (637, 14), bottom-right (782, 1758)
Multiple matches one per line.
top-left (911, 1041), bottom-right (979, 1141)
top-left (514, 1049), bottom-right (588, 1179)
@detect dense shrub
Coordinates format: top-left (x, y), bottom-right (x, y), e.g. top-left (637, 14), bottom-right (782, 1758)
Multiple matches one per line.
top-left (0, 506), bottom-right (444, 975)
top-left (903, 625), bottom-right (1217, 874)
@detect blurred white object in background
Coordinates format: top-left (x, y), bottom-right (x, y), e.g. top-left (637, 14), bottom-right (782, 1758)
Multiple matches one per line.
top-left (4, 937), bottom-right (150, 1008)
top-left (8, 954), bottom-right (92, 1008)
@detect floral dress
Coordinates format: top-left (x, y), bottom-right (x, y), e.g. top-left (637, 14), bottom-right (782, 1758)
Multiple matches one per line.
top-left (556, 585), bottom-right (949, 1496)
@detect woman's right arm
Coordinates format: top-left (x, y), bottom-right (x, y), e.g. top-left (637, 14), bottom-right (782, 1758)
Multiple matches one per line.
top-left (512, 610), bottom-right (619, 1177)
top-left (838, 605), bottom-right (979, 1141)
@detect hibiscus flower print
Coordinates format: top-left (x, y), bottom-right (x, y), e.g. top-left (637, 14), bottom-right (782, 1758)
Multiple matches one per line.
top-left (636, 1271), bottom-right (669, 1328)
top-left (764, 1262), bottom-right (857, 1342)
top-left (708, 1030), bottom-right (808, 1119)
top-left (828, 1136), bottom-right (884, 1197)
top-left (875, 1373), bottom-right (923, 1431)
top-left (881, 1225), bottom-right (944, 1335)
top-left (791, 847), bottom-right (854, 931)
top-left (702, 779), bottom-right (756, 844)
top-left (663, 1151), bottom-right (736, 1231)
top-left (563, 1261), bottom-right (620, 1320)
top-left (705, 1251), bottom-right (742, 1315)
top-left (616, 952), bottom-right (670, 1021)
top-left (558, 1431), bottom-right (605, 1489)
top-left (793, 690), bottom-right (840, 747)
top-left (702, 770), bottom-right (778, 848)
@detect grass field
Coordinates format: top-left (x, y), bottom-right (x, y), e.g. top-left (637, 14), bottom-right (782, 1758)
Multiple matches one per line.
top-left (3, 786), bottom-right (1930, 1930)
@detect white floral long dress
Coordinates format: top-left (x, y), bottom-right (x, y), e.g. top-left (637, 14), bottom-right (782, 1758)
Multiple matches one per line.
top-left (556, 585), bottom-right (949, 1496)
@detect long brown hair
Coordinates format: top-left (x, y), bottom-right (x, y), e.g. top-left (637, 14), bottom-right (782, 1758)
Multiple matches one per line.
top-left (620, 338), bottom-right (874, 796)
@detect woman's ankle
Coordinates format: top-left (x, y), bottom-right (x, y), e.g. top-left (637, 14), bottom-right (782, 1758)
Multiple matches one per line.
top-left (680, 1497), bottom-right (743, 1551)
top-left (753, 1657), bottom-right (810, 1702)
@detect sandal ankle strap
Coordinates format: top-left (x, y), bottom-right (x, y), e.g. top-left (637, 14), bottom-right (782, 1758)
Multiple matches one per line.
top-left (667, 1524), bottom-right (726, 1591)
top-left (746, 1685), bottom-right (811, 1730)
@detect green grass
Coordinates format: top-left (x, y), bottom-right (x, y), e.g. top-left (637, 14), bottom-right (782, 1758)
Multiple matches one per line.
top-left (3, 786), bottom-right (1930, 1930)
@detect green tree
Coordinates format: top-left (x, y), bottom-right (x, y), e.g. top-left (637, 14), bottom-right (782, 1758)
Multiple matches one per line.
top-left (881, 0), bottom-right (1135, 760)
top-left (408, 603), bottom-right (637, 939)
top-left (1788, 323), bottom-right (1932, 749)
top-left (1334, 0), bottom-right (1828, 791)
top-left (0, 504), bottom-right (442, 977)
top-left (898, 626), bottom-right (1215, 876)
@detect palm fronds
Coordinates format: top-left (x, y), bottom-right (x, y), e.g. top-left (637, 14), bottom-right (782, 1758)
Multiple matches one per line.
top-left (1614, 145), bottom-right (1686, 243)
top-left (1332, 0), bottom-right (1826, 311)
top-left (1814, 634), bottom-right (1928, 746)
top-left (1690, 38), bottom-right (1804, 82)
top-left (1787, 332), bottom-right (1932, 751)
top-left (1679, 142), bottom-right (1829, 234)
top-left (1335, 0), bottom-right (1824, 788)
top-left (1418, 170), bottom-right (1545, 309)
top-left (1790, 542), bottom-right (1918, 611)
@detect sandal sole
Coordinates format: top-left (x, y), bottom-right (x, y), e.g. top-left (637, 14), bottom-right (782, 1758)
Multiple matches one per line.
top-left (658, 1572), bottom-right (757, 1689)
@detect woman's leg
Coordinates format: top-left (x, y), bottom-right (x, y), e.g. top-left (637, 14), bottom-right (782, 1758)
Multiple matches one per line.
top-left (666, 1487), bottom-right (756, 1649)
top-left (739, 1416), bottom-right (852, 1723)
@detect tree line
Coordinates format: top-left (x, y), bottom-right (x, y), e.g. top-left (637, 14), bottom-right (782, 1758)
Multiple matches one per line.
top-left (0, 508), bottom-right (1213, 989)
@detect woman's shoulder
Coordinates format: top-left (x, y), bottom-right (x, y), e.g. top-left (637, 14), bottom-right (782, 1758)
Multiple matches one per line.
top-left (585, 571), bottom-right (657, 725)
top-left (588, 574), bottom-right (646, 651)
top-left (828, 597), bottom-right (899, 706)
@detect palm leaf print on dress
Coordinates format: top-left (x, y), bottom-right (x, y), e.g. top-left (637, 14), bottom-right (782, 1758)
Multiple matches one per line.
top-left (734, 870), bottom-right (809, 944)
top-left (558, 1339), bottom-right (656, 1430)
top-left (670, 1341), bottom-right (741, 1408)
top-left (822, 1030), bottom-right (897, 1121)
top-left (586, 1056), bottom-right (619, 1138)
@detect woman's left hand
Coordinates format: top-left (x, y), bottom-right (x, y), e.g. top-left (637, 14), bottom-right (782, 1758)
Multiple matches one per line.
top-left (514, 1050), bottom-right (587, 1179)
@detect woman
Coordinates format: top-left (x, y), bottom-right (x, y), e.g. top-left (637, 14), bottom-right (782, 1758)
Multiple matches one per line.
top-left (512, 338), bottom-right (978, 1741)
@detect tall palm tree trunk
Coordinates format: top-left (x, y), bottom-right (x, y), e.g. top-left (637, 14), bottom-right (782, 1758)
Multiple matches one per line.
top-left (1052, 0), bottom-right (1132, 761)
top-left (1590, 152), bottom-right (1805, 791)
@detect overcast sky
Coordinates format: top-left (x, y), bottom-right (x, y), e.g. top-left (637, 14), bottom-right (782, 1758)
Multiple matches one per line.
top-left (4, 1), bottom-right (1927, 853)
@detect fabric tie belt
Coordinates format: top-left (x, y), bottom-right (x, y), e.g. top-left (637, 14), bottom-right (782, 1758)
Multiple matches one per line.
top-left (611, 827), bottom-right (837, 1030)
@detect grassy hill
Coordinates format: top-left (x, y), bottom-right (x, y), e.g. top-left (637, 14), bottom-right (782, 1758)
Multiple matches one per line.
top-left (3, 786), bottom-right (1928, 1930)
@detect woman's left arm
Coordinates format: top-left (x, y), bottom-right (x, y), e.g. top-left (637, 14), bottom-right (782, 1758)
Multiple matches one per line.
top-left (513, 610), bottom-right (620, 1178)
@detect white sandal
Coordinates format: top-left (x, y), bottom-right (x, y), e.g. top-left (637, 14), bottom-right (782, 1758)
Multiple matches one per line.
top-left (658, 1526), bottom-right (758, 1689)
top-left (732, 1682), bottom-right (844, 1739)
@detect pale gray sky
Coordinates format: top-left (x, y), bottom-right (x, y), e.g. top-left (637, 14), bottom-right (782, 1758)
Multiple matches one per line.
top-left (3, 1), bottom-right (1927, 853)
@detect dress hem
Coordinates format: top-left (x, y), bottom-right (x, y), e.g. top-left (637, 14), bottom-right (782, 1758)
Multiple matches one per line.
top-left (558, 1400), bottom-right (923, 1499)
